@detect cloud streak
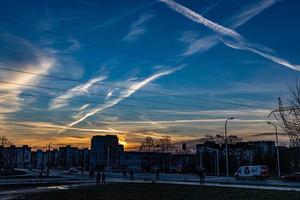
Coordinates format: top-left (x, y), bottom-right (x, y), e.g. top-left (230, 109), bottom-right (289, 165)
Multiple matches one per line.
top-left (68, 66), bottom-right (183, 127)
top-left (101, 118), bottom-right (272, 124)
top-left (161, 0), bottom-right (300, 71)
top-left (180, 0), bottom-right (279, 56)
top-left (49, 75), bottom-right (107, 110)
top-left (123, 12), bottom-right (155, 42)
top-left (0, 34), bottom-right (56, 115)
top-left (226, 0), bottom-right (280, 28)
top-left (0, 121), bottom-right (124, 133)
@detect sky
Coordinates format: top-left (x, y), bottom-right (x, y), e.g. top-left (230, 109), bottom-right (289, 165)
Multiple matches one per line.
top-left (0, 0), bottom-right (300, 149)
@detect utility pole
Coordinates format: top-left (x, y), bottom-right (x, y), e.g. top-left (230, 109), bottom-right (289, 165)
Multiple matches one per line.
top-left (107, 146), bottom-right (110, 169)
top-left (47, 144), bottom-right (50, 177)
top-left (82, 150), bottom-right (85, 172)
top-left (225, 117), bottom-right (234, 178)
top-left (216, 150), bottom-right (219, 177)
top-left (199, 149), bottom-right (203, 169)
top-left (267, 122), bottom-right (281, 177)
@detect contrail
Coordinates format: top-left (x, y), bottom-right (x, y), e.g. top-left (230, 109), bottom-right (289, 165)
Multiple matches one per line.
top-left (161, 0), bottom-right (300, 71)
top-left (49, 75), bottom-right (107, 110)
top-left (101, 118), bottom-right (272, 124)
top-left (160, 0), bottom-right (242, 41)
top-left (68, 66), bottom-right (184, 127)
top-left (227, 0), bottom-right (280, 29)
top-left (1, 121), bottom-right (124, 133)
top-left (182, 0), bottom-right (279, 56)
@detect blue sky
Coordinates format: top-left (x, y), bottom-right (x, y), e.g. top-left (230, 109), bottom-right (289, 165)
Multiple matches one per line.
top-left (0, 0), bottom-right (299, 148)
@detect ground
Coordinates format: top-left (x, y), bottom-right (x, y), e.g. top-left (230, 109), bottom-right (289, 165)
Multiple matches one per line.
top-left (1, 182), bottom-right (80, 191)
top-left (14, 183), bottom-right (300, 200)
top-left (0, 169), bottom-right (26, 177)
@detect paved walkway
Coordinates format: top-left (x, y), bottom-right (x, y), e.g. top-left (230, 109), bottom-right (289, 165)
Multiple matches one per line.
top-left (1, 177), bottom-right (300, 200)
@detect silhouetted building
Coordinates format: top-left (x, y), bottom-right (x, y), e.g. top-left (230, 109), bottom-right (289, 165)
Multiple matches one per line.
top-left (196, 140), bottom-right (276, 174)
top-left (170, 153), bottom-right (197, 173)
top-left (58, 145), bottom-right (83, 169)
top-left (15, 145), bottom-right (31, 168)
top-left (122, 152), bottom-right (171, 172)
top-left (91, 135), bottom-right (124, 170)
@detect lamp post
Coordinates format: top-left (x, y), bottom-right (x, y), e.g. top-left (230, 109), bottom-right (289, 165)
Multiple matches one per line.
top-left (225, 117), bottom-right (234, 178)
top-left (267, 122), bottom-right (281, 177)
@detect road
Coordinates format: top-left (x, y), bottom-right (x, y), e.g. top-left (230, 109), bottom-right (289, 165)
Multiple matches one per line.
top-left (1, 170), bottom-right (300, 199)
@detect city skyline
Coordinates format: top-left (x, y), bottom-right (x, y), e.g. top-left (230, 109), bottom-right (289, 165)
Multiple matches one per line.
top-left (1, 0), bottom-right (300, 148)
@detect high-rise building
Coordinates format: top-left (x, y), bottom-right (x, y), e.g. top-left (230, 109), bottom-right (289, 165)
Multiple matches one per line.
top-left (90, 135), bottom-right (124, 170)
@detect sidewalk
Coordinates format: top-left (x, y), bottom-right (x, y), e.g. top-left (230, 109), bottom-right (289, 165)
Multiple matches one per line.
top-left (1, 178), bottom-right (300, 200)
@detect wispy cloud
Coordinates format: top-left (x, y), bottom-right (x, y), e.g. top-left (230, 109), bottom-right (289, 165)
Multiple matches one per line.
top-left (226, 0), bottom-right (280, 28)
top-left (181, 35), bottom-right (219, 56)
top-left (106, 88), bottom-right (119, 100)
top-left (123, 12), bottom-right (155, 42)
top-left (86, 2), bottom-right (157, 32)
top-left (180, 0), bottom-right (279, 56)
top-left (0, 121), bottom-right (124, 133)
top-left (0, 33), bottom-right (56, 115)
top-left (78, 104), bottom-right (90, 111)
top-left (164, 0), bottom-right (300, 71)
top-left (49, 75), bottom-right (107, 110)
top-left (101, 118), bottom-right (272, 124)
top-left (149, 108), bottom-right (271, 118)
top-left (68, 66), bottom-right (184, 127)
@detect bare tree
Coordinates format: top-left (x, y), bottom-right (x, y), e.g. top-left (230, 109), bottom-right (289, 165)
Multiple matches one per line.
top-left (199, 134), bottom-right (241, 145)
top-left (139, 136), bottom-right (156, 152)
top-left (157, 136), bottom-right (172, 153)
top-left (227, 135), bottom-right (242, 145)
top-left (0, 136), bottom-right (13, 171)
top-left (1, 137), bottom-right (12, 147)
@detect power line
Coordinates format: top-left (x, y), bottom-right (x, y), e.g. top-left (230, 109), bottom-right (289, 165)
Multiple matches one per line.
top-left (0, 91), bottom-right (275, 127)
top-left (0, 14), bottom-right (284, 98)
top-left (0, 67), bottom-right (273, 109)
top-left (0, 80), bottom-right (205, 109)
top-left (0, 90), bottom-right (181, 113)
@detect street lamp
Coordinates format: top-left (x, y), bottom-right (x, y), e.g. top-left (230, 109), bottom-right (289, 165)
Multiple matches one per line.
top-left (225, 117), bottom-right (234, 178)
top-left (267, 121), bottom-right (281, 177)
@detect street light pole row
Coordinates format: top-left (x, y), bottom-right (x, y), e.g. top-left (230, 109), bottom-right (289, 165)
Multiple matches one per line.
top-left (224, 118), bottom-right (281, 178)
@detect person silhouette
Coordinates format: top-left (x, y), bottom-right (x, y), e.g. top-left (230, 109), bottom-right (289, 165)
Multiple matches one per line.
top-left (96, 172), bottom-right (101, 184)
top-left (102, 172), bottom-right (106, 184)
top-left (156, 169), bottom-right (160, 180)
top-left (199, 168), bottom-right (205, 183)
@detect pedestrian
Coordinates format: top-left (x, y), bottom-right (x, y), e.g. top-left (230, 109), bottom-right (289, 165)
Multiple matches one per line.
top-left (102, 172), bottom-right (106, 184)
top-left (156, 169), bottom-right (160, 180)
top-left (96, 172), bottom-right (101, 185)
top-left (130, 171), bottom-right (134, 180)
top-left (123, 169), bottom-right (127, 179)
top-left (89, 170), bottom-right (92, 179)
top-left (199, 168), bottom-right (205, 183)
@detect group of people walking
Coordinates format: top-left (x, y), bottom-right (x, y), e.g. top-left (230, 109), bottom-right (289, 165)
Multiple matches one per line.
top-left (89, 170), bottom-right (107, 184)
top-left (89, 168), bottom-right (205, 184)
top-left (96, 172), bottom-right (106, 184)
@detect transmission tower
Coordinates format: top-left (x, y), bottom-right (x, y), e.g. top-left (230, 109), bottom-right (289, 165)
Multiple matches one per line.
top-left (277, 97), bottom-right (300, 148)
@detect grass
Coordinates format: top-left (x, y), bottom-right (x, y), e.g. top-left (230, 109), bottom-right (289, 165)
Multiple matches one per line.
top-left (14, 183), bottom-right (300, 200)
